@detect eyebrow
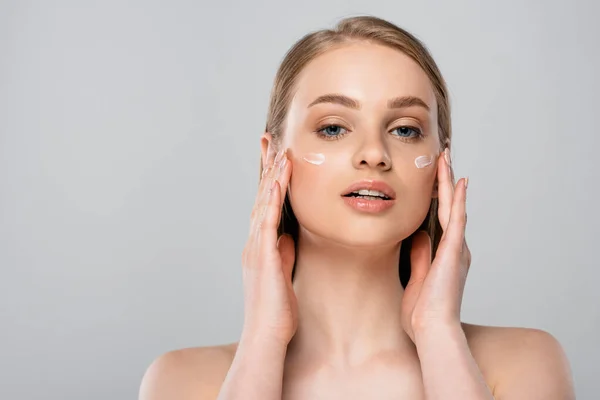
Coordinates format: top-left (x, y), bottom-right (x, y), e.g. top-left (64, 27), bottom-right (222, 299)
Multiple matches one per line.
top-left (307, 93), bottom-right (431, 112)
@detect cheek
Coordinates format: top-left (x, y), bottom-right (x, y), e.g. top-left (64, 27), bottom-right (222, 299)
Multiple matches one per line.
top-left (403, 165), bottom-right (438, 222)
top-left (404, 162), bottom-right (438, 203)
top-left (286, 158), bottom-right (339, 229)
top-left (288, 158), bottom-right (332, 206)
top-left (414, 162), bottom-right (437, 186)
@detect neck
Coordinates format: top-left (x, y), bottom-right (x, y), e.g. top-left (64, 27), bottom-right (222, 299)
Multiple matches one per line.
top-left (285, 227), bottom-right (416, 369)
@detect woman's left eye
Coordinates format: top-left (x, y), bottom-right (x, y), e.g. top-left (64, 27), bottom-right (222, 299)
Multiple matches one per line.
top-left (391, 126), bottom-right (423, 139)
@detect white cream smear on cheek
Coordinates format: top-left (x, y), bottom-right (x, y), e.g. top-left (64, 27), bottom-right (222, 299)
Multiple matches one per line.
top-left (302, 152), bottom-right (326, 165)
top-left (414, 155), bottom-right (434, 169)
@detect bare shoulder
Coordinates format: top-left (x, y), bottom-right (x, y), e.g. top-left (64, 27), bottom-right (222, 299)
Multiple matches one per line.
top-left (138, 342), bottom-right (239, 400)
top-left (461, 322), bottom-right (575, 399)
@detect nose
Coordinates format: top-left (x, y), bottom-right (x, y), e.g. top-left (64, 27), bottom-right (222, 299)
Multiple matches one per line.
top-left (352, 132), bottom-right (392, 171)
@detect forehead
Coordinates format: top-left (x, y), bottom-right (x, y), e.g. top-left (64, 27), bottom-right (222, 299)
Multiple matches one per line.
top-left (291, 42), bottom-right (437, 110)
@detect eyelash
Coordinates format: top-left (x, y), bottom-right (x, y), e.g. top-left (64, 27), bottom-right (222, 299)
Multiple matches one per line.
top-left (314, 124), bottom-right (425, 142)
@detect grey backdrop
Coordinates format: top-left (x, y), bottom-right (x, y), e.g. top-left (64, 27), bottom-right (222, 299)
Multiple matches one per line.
top-left (1, 1), bottom-right (598, 399)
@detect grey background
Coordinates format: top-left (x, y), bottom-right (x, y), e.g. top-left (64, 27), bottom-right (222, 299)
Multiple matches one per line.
top-left (1, 0), bottom-right (598, 399)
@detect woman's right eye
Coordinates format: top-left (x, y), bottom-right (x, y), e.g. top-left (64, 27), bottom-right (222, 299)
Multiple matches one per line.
top-left (315, 124), bottom-right (348, 140)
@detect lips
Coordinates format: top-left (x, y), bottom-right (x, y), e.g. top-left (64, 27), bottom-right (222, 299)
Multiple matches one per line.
top-left (341, 179), bottom-right (397, 200)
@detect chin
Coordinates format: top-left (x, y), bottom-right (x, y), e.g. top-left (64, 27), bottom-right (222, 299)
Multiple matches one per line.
top-left (297, 213), bottom-right (413, 249)
top-left (338, 224), bottom-right (412, 248)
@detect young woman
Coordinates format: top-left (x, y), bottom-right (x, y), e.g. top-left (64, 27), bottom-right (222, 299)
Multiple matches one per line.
top-left (140, 16), bottom-right (575, 400)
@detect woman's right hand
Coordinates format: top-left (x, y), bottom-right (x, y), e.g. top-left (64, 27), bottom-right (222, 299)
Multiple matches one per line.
top-left (240, 147), bottom-right (297, 348)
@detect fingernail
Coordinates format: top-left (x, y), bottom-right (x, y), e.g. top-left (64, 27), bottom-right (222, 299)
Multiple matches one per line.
top-left (465, 176), bottom-right (469, 189)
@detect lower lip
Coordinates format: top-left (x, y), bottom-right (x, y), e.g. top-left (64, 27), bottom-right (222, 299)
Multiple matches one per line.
top-left (342, 196), bottom-right (395, 213)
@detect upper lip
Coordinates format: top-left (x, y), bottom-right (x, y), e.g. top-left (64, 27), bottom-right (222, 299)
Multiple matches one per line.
top-left (341, 179), bottom-right (397, 200)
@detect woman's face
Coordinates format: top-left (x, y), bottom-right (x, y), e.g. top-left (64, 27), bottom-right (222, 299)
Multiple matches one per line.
top-left (274, 42), bottom-right (441, 247)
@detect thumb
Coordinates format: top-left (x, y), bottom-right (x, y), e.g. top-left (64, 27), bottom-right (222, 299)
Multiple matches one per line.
top-left (277, 233), bottom-right (296, 282)
top-left (408, 231), bottom-right (432, 286)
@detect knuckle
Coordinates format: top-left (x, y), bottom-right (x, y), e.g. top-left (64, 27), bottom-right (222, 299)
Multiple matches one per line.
top-left (261, 166), bottom-right (273, 178)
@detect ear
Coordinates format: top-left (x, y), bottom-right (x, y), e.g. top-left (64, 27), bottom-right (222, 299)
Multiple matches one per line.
top-left (260, 132), bottom-right (275, 169)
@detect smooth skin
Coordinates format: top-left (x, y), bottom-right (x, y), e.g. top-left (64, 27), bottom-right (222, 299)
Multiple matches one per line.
top-left (139, 43), bottom-right (575, 400)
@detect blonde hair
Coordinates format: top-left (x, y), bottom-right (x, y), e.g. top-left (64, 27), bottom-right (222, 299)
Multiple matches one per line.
top-left (259, 15), bottom-right (451, 287)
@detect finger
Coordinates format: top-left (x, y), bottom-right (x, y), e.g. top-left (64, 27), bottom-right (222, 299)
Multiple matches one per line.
top-left (258, 147), bottom-right (276, 183)
top-left (277, 233), bottom-right (296, 282)
top-left (462, 240), bottom-right (472, 268)
top-left (462, 211), bottom-right (472, 268)
top-left (408, 230), bottom-right (432, 286)
top-left (249, 179), bottom-right (271, 235)
top-left (257, 179), bottom-right (282, 253)
top-left (256, 143), bottom-right (277, 199)
top-left (263, 142), bottom-right (277, 169)
top-left (250, 150), bottom-right (284, 232)
top-left (276, 151), bottom-right (291, 205)
top-left (244, 178), bottom-right (278, 269)
top-left (259, 149), bottom-right (286, 211)
top-left (437, 148), bottom-right (454, 231)
top-left (441, 177), bottom-right (467, 252)
top-left (257, 149), bottom-right (284, 204)
top-left (251, 167), bottom-right (273, 218)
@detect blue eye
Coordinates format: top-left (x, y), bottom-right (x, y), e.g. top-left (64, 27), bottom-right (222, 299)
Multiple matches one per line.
top-left (316, 124), bottom-right (348, 140)
top-left (391, 126), bottom-right (423, 138)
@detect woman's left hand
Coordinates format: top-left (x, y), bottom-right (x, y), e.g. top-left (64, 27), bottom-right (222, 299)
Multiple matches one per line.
top-left (400, 148), bottom-right (471, 343)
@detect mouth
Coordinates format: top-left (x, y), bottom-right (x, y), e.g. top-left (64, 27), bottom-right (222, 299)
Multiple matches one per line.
top-left (342, 189), bottom-right (392, 201)
top-left (341, 180), bottom-right (397, 200)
